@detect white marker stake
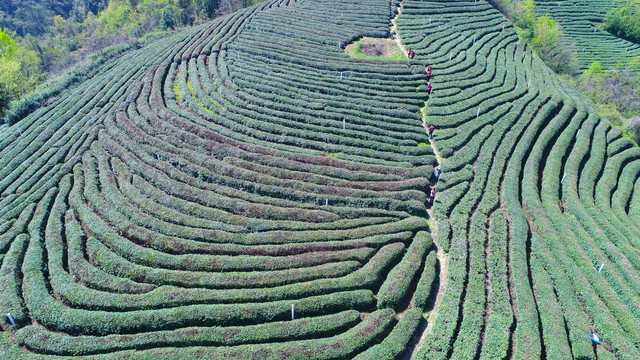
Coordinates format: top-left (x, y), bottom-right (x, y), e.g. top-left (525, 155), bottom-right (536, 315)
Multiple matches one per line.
top-left (343, 119), bottom-right (346, 130)
top-left (157, 153), bottom-right (160, 161)
top-left (6, 313), bottom-right (17, 329)
top-left (238, 51), bottom-right (240, 61)
top-left (92, 117), bottom-right (95, 124)
top-left (477, 107), bottom-right (481, 119)
top-left (599, 263), bottom-right (605, 272)
top-left (561, 173), bottom-right (566, 184)
top-left (18, 128), bottom-right (22, 136)
top-left (473, 35), bottom-right (476, 44)
top-left (340, 72), bottom-right (343, 80)
top-left (528, 79), bottom-right (531, 88)
top-left (429, 17), bottom-right (432, 24)
top-left (291, 304), bottom-right (295, 320)
top-left (576, 129), bottom-right (581, 138)
top-left (502, 23), bottom-right (505, 32)
top-left (325, 199), bottom-right (328, 206)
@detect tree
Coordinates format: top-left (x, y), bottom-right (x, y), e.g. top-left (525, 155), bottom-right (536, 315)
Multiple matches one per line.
top-left (0, 27), bottom-right (21, 116)
top-left (98, 0), bottom-right (139, 35)
top-left (161, 7), bottom-right (176, 29)
top-left (0, 27), bottom-right (45, 117)
top-left (0, 26), bottom-right (17, 56)
top-left (515, 0), bottom-right (536, 40)
top-left (603, 0), bottom-right (640, 42)
top-left (583, 61), bottom-right (604, 79)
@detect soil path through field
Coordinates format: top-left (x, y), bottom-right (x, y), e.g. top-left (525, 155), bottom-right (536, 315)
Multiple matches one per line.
top-left (390, 6), bottom-right (409, 58)
top-left (406, 103), bottom-right (450, 360)
top-left (391, 3), bottom-right (450, 358)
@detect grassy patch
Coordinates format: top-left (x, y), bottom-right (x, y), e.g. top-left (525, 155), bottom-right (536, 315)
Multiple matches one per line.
top-left (187, 82), bottom-right (195, 97)
top-left (345, 37), bottom-right (407, 61)
top-left (173, 82), bottom-right (182, 101)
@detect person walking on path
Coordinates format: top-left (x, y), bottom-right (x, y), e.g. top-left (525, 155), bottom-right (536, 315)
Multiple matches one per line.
top-left (427, 83), bottom-right (432, 93)
top-left (434, 166), bottom-right (442, 182)
top-left (428, 124), bottom-right (436, 139)
top-left (430, 188), bottom-right (436, 205)
top-left (426, 66), bottom-right (432, 79)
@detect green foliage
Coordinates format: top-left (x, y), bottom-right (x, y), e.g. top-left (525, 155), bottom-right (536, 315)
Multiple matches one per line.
top-left (531, 15), bottom-right (559, 49)
top-left (583, 61), bottom-right (605, 78)
top-left (511, 0), bottom-right (579, 74)
top-left (0, 27), bottom-right (17, 57)
top-left (514, 0), bottom-right (536, 37)
top-left (0, 27), bottom-right (44, 117)
top-left (577, 61), bottom-right (640, 142)
top-left (603, 0), bottom-right (640, 43)
top-left (99, 0), bottom-right (139, 35)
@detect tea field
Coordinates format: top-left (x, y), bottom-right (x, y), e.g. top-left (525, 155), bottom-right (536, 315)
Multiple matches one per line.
top-left (0, 0), bottom-right (639, 359)
top-left (534, 0), bottom-right (640, 69)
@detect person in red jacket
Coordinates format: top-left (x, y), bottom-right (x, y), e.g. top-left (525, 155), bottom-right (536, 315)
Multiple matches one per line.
top-left (428, 124), bottom-right (435, 139)
top-left (426, 66), bottom-right (432, 78)
top-left (427, 83), bottom-right (432, 94)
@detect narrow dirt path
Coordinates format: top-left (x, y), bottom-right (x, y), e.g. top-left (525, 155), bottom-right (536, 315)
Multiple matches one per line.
top-left (390, 6), bottom-right (409, 58)
top-left (407, 103), bottom-right (449, 360)
top-left (391, 3), bottom-right (449, 358)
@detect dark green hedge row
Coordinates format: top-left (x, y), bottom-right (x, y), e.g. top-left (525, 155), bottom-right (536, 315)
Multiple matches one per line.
top-left (121, 309), bottom-right (395, 360)
top-left (478, 210), bottom-right (513, 358)
top-left (353, 308), bottom-right (423, 359)
top-left (377, 231), bottom-right (433, 310)
top-left (411, 250), bottom-right (437, 311)
top-left (65, 208), bottom-right (156, 295)
top-left (16, 311), bottom-right (361, 355)
top-left (97, 130), bottom-right (429, 216)
top-left (0, 233), bottom-right (29, 326)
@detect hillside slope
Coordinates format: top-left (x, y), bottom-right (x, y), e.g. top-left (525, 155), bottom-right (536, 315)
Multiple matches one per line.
top-left (0, 0), bottom-right (639, 359)
top-left (535, 0), bottom-right (640, 69)
top-left (398, 0), bottom-right (640, 358)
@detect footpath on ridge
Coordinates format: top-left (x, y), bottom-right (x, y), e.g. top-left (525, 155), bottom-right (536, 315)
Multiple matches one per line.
top-left (391, 2), bottom-right (450, 358)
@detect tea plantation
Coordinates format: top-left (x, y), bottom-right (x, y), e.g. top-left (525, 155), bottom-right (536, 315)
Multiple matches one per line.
top-left (535, 0), bottom-right (640, 69)
top-left (0, 0), bottom-right (639, 359)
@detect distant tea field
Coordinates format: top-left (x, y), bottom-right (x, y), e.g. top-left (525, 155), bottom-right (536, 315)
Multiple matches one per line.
top-left (0, 0), bottom-right (639, 359)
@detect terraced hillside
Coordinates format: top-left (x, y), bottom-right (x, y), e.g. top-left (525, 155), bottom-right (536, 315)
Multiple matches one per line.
top-left (399, 0), bottom-right (640, 358)
top-left (535, 0), bottom-right (640, 69)
top-left (0, 0), bottom-right (639, 359)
